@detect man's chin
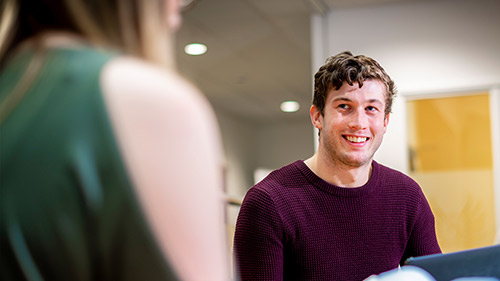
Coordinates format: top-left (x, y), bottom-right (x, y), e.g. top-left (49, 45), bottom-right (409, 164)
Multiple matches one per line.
top-left (340, 156), bottom-right (373, 168)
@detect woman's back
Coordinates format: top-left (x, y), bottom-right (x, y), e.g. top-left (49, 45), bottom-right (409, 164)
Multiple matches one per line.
top-left (0, 46), bottom-right (178, 280)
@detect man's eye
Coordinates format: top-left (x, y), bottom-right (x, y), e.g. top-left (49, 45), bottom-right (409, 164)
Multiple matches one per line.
top-left (338, 104), bottom-right (350, 109)
top-left (366, 106), bottom-right (377, 112)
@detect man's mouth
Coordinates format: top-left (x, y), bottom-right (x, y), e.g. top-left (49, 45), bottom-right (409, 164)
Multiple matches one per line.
top-left (344, 135), bottom-right (369, 143)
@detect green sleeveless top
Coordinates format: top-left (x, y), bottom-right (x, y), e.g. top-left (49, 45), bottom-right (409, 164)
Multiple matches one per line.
top-left (0, 48), bottom-right (177, 280)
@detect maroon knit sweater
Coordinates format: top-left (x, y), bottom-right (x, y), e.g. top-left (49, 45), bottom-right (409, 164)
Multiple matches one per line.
top-left (233, 160), bottom-right (441, 281)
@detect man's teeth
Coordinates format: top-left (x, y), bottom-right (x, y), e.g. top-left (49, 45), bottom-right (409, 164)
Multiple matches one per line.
top-left (346, 136), bottom-right (367, 143)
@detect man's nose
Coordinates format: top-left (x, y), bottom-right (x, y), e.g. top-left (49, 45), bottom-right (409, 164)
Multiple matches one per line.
top-left (348, 108), bottom-right (368, 130)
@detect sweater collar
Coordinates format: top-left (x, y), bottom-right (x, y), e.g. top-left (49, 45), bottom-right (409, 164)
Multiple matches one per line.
top-left (293, 160), bottom-right (379, 198)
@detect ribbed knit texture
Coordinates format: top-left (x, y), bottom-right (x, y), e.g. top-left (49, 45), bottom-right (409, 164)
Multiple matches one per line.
top-left (233, 160), bottom-right (441, 281)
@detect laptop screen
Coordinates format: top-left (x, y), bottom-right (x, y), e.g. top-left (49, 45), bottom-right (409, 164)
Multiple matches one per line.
top-left (404, 245), bottom-right (500, 281)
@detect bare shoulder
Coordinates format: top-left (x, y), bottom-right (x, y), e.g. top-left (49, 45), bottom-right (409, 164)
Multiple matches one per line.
top-left (99, 56), bottom-right (221, 145)
top-left (100, 56), bottom-right (211, 115)
top-left (99, 55), bottom-right (223, 165)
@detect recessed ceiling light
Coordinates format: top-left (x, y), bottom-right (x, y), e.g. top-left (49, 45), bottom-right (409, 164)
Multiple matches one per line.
top-left (184, 43), bottom-right (207, 55)
top-left (280, 101), bottom-right (300, 113)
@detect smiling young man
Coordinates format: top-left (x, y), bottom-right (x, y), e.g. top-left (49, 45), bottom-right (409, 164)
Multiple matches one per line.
top-left (233, 51), bottom-right (441, 281)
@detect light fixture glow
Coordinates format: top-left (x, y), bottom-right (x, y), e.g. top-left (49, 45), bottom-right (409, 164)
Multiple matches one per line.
top-left (280, 101), bottom-right (300, 113)
top-left (184, 43), bottom-right (207, 55)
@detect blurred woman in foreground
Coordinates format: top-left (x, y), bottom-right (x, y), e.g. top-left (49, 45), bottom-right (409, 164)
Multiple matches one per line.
top-left (0, 0), bottom-right (228, 280)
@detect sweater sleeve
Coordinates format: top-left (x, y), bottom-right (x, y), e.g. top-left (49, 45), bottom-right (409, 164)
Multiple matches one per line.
top-left (233, 187), bottom-right (285, 281)
top-left (401, 189), bottom-right (442, 264)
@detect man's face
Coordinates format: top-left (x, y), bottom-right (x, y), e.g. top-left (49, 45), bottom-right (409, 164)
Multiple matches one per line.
top-left (311, 79), bottom-right (389, 169)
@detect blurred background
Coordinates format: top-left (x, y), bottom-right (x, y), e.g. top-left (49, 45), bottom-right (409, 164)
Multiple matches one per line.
top-left (175, 0), bottom-right (500, 258)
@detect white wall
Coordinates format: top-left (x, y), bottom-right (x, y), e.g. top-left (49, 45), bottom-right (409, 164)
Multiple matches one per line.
top-left (216, 109), bottom-right (314, 199)
top-left (256, 118), bottom-right (315, 170)
top-left (215, 109), bottom-right (258, 199)
top-left (491, 87), bottom-right (500, 239)
top-left (325, 0), bottom-right (500, 95)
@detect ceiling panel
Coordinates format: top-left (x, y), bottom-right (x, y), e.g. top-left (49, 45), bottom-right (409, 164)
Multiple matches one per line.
top-left (176, 0), bottom-right (313, 123)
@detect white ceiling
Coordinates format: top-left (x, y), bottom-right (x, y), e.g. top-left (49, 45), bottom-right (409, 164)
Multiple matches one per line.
top-left (175, 0), bottom-right (428, 123)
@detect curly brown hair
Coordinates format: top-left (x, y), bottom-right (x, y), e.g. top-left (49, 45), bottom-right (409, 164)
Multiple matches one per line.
top-left (313, 51), bottom-right (397, 116)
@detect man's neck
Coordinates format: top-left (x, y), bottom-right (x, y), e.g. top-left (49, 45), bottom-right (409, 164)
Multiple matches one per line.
top-left (304, 154), bottom-right (373, 188)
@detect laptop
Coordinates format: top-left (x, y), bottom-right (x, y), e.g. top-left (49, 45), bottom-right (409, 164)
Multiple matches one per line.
top-left (405, 245), bottom-right (500, 281)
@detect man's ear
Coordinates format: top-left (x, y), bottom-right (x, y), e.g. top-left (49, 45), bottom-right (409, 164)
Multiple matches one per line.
top-left (310, 105), bottom-right (323, 130)
top-left (383, 113), bottom-right (390, 132)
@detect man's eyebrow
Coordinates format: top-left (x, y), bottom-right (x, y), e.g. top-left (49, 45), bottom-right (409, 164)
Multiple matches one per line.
top-left (332, 97), bottom-right (384, 105)
top-left (332, 97), bottom-right (352, 103)
top-left (367, 99), bottom-right (384, 105)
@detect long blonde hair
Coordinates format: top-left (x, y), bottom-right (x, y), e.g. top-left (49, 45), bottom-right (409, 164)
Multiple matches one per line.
top-left (0, 0), bottom-right (175, 68)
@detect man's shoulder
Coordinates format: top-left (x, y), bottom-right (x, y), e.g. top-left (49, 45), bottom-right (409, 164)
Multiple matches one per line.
top-left (241, 160), bottom-right (313, 216)
top-left (374, 162), bottom-right (428, 214)
top-left (252, 160), bottom-right (307, 193)
top-left (375, 161), bottom-right (415, 181)
top-left (374, 161), bottom-right (421, 192)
